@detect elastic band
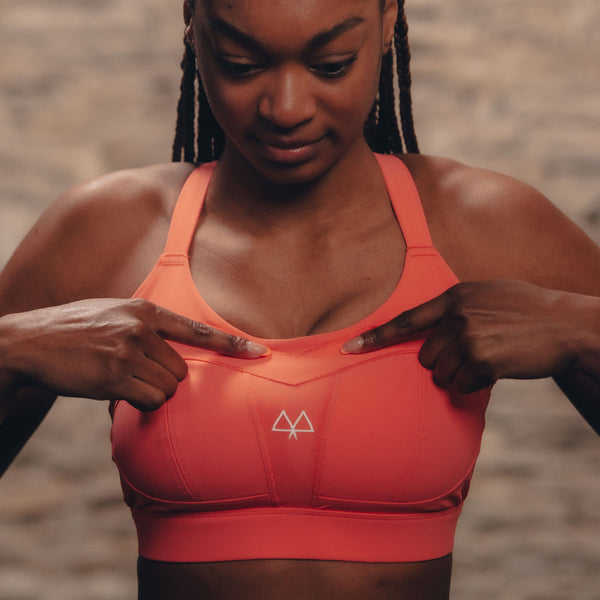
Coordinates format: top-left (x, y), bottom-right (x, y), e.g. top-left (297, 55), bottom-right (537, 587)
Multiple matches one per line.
top-left (133, 505), bottom-right (461, 563)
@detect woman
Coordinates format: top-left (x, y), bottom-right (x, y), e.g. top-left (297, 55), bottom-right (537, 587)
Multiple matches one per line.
top-left (0, 0), bottom-right (598, 598)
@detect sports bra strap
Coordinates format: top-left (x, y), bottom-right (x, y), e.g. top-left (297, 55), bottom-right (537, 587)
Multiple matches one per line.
top-left (163, 162), bottom-right (216, 256)
top-left (163, 156), bottom-right (433, 256)
top-left (374, 154), bottom-right (434, 250)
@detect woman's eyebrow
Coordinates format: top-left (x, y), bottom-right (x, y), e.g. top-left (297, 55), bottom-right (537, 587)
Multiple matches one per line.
top-left (306, 17), bottom-right (365, 52)
top-left (206, 16), bottom-right (365, 54)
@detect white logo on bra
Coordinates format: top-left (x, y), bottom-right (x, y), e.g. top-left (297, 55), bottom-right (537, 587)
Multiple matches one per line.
top-left (271, 410), bottom-right (314, 439)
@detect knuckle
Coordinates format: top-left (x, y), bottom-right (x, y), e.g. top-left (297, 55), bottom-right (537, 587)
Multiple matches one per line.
top-left (190, 320), bottom-right (212, 340)
top-left (447, 282), bottom-right (469, 307)
top-left (174, 358), bottom-right (188, 381)
top-left (164, 376), bottom-right (179, 399)
top-left (459, 360), bottom-right (496, 393)
top-left (130, 299), bottom-right (159, 324)
top-left (142, 392), bottom-right (166, 412)
top-left (418, 346), bottom-right (435, 369)
top-left (433, 372), bottom-right (451, 389)
top-left (128, 320), bottom-right (148, 340)
top-left (362, 327), bottom-right (382, 349)
top-left (444, 311), bottom-right (467, 335)
top-left (462, 337), bottom-right (489, 367)
top-left (392, 311), bottom-right (413, 331)
top-left (226, 335), bottom-right (248, 355)
top-left (113, 343), bottom-right (135, 365)
top-left (129, 298), bottom-right (152, 314)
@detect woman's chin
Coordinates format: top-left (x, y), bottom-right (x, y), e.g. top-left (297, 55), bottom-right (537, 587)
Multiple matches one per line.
top-left (229, 146), bottom-right (335, 186)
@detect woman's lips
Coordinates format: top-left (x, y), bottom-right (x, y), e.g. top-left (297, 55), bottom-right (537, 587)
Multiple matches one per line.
top-left (254, 136), bottom-right (324, 165)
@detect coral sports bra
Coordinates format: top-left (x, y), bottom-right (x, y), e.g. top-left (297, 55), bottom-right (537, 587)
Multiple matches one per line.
top-left (110, 154), bottom-right (490, 563)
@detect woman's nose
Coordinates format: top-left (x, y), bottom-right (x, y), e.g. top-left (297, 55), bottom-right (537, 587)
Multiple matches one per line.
top-left (257, 66), bottom-right (316, 130)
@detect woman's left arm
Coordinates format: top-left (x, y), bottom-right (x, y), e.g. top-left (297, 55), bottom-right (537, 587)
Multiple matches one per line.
top-left (342, 161), bottom-right (600, 434)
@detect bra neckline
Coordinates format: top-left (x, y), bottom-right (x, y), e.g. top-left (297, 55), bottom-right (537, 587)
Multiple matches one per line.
top-left (171, 155), bottom-right (437, 348)
top-left (182, 257), bottom-right (407, 348)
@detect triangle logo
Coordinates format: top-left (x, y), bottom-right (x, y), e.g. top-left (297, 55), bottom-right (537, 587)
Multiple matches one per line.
top-left (272, 410), bottom-right (315, 440)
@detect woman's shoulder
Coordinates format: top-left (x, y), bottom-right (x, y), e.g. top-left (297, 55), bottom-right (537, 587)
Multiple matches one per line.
top-left (396, 152), bottom-right (557, 259)
top-left (32, 161), bottom-right (199, 267)
top-left (397, 152), bottom-right (548, 221)
top-left (396, 153), bottom-right (600, 293)
top-left (0, 162), bottom-right (197, 310)
top-left (51, 161), bottom-right (197, 222)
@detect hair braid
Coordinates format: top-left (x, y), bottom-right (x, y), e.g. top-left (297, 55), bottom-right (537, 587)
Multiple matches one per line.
top-left (394, 1), bottom-right (419, 153)
top-left (172, 39), bottom-right (197, 163)
top-left (375, 49), bottom-right (403, 154)
top-left (173, 1), bottom-right (419, 163)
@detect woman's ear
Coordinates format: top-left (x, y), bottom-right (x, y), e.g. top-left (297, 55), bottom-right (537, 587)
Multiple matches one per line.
top-left (382, 0), bottom-right (398, 53)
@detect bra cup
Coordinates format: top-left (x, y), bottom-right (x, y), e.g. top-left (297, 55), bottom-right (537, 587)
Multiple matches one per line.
top-left (409, 380), bottom-right (487, 503)
top-left (112, 344), bottom-right (487, 510)
top-left (315, 351), bottom-right (486, 509)
top-left (316, 351), bottom-right (425, 506)
top-left (111, 361), bottom-right (272, 507)
top-left (165, 362), bottom-right (272, 504)
top-left (111, 400), bottom-right (195, 503)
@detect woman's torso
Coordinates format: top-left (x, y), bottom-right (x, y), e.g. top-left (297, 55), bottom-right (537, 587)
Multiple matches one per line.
top-left (60, 152), bottom-right (480, 599)
top-left (137, 556), bottom-right (453, 600)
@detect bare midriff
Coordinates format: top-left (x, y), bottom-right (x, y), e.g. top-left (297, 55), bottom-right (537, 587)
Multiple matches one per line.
top-left (137, 555), bottom-right (453, 600)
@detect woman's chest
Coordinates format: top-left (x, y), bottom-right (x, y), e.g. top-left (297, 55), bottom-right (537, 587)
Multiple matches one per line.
top-left (187, 216), bottom-right (406, 339)
top-left (111, 346), bottom-right (487, 512)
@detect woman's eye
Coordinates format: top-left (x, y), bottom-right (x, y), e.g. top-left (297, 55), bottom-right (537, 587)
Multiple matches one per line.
top-left (311, 56), bottom-right (358, 78)
top-left (217, 58), bottom-right (262, 77)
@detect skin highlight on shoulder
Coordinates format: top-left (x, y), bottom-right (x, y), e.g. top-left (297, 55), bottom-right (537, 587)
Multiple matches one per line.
top-left (399, 153), bottom-right (600, 295)
top-left (0, 162), bottom-right (197, 309)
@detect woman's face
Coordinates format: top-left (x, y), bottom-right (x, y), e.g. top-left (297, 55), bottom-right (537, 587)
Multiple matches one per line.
top-left (187, 0), bottom-right (397, 183)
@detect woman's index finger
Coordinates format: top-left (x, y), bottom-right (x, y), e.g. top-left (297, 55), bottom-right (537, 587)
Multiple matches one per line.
top-left (151, 306), bottom-right (270, 359)
top-left (341, 291), bottom-right (451, 354)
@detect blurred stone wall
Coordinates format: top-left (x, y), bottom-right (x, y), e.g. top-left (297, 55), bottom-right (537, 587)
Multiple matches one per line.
top-left (0, 1), bottom-right (598, 599)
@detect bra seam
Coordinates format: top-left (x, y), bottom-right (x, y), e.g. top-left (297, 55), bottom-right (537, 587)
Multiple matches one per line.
top-left (132, 504), bottom-right (463, 520)
top-left (394, 360), bottom-right (427, 500)
top-left (165, 399), bottom-right (202, 502)
top-left (245, 373), bottom-right (280, 505)
top-left (114, 464), bottom-right (270, 506)
top-left (317, 451), bottom-right (481, 509)
top-left (177, 349), bottom-right (423, 387)
top-left (312, 372), bottom-right (341, 505)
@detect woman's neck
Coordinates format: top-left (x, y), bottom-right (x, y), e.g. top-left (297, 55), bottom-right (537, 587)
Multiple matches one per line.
top-left (205, 140), bottom-right (388, 235)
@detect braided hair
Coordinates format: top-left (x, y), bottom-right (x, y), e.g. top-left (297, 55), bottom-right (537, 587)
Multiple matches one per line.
top-left (172, 0), bottom-right (419, 163)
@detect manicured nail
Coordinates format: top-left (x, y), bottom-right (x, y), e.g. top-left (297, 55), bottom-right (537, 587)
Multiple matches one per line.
top-left (246, 342), bottom-right (271, 357)
top-left (341, 336), bottom-right (364, 354)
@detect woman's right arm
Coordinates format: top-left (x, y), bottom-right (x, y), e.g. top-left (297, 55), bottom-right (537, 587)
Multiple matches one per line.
top-left (0, 166), bottom-right (267, 476)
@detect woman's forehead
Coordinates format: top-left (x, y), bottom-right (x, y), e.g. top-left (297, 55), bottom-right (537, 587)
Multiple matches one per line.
top-left (196, 0), bottom-right (379, 56)
top-left (201, 0), bottom-right (372, 7)
top-left (197, 0), bottom-right (377, 34)
top-left (199, 0), bottom-right (373, 18)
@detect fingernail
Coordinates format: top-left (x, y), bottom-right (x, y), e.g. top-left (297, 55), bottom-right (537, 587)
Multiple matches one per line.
top-left (341, 336), bottom-right (364, 354)
top-left (246, 342), bottom-right (271, 357)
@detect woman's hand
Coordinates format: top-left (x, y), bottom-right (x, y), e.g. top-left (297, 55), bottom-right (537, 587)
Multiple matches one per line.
top-left (0, 298), bottom-right (269, 411)
top-left (342, 280), bottom-right (597, 393)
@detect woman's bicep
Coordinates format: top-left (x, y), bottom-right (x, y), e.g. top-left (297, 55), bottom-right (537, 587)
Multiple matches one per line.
top-left (0, 190), bottom-right (85, 315)
top-left (511, 186), bottom-right (600, 296)
top-left (0, 210), bottom-right (66, 474)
